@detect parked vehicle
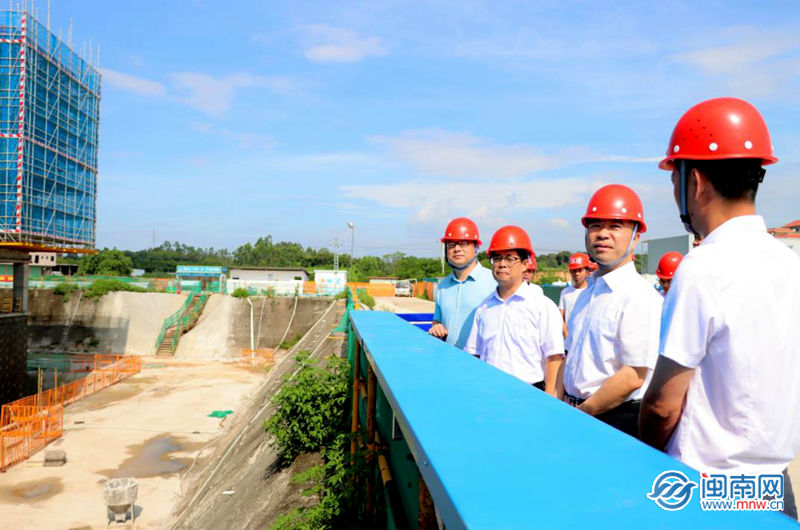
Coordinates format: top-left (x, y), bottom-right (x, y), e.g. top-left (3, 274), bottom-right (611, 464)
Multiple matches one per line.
top-left (395, 280), bottom-right (412, 297)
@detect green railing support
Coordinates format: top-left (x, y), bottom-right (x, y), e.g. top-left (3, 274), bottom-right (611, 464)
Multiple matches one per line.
top-left (156, 291), bottom-right (210, 354)
top-left (155, 292), bottom-right (197, 350)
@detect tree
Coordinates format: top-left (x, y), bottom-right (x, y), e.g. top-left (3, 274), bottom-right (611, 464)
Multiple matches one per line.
top-left (78, 249), bottom-right (134, 276)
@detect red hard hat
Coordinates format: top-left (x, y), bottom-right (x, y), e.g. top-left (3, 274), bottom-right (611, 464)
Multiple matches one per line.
top-left (526, 255), bottom-right (537, 271)
top-left (656, 251), bottom-right (683, 280)
top-left (588, 260), bottom-right (599, 271)
top-left (568, 253), bottom-right (590, 270)
top-left (581, 184), bottom-right (647, 233)
top-left (659, 97), bottom-right (777, 171)
top-left (441, 217), bottom-right (481, 245)
top-left (487, 225), bottom-right (534, 256)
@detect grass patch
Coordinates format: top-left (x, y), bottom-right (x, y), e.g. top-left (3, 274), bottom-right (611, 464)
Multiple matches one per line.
top-left (232, 287), bottom-right (250, 298)
top-left (279, 332), bottom-right (303, 350)
top-left (85, 279), bottom-right (147, 299)
top-left (355, 288), bottom-right (374, 309)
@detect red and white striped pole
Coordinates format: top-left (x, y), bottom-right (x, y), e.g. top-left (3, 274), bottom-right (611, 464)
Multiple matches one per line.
top-left (15, 12), bottom-right (27, 235)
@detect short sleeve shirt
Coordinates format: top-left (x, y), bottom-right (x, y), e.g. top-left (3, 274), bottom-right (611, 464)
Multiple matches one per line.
top-left (558, 284), bottom-right (586, 329)
top-left (563, 261), bottom-right (663, 400)
top-left (433, 263), bottom-right (497, 349)
top-left (464, 282), bottom-right (565, 384)
top-left (661, 215), bottom-right (800, 474)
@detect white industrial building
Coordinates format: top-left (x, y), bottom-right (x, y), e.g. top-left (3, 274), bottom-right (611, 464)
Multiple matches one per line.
top-left (227, 267), bottom-right (309, 296)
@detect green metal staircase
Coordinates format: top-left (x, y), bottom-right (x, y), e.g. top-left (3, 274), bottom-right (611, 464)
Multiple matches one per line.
top-left (155, 291), bottom-right (210, 356)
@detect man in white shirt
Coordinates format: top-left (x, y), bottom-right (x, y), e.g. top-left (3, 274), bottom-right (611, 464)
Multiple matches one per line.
top-left (654, 251), bottom-right (682, 296)
top-left (465, 225), bottom-right (564, 395)
top-left (559, 184), bottom-right (663, 438)
top-left (558, 252), bottom-right (590, 337)
top-left (640, 97), bottom-right (800, 519)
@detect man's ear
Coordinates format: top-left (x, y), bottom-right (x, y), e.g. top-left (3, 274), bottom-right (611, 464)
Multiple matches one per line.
top-left (690, 167), bottom-right (712, 202)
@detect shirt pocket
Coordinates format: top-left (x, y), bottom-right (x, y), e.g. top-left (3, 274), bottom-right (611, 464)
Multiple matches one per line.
top-left (506, 309), bottom-right (540, 359)
top-left (593, 310), bottom-right (620, 364)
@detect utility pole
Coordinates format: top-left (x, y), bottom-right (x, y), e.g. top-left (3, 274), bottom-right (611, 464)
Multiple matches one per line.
top-left (347, 222), bottom-right (354, 269)
top-left (332, 239), bottom-right (342, 272)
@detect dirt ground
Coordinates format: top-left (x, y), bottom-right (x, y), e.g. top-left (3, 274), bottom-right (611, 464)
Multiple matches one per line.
top-left (374, 296), bottom-right (434, 314)
top-left (0, 358), bottom-right (268, 529)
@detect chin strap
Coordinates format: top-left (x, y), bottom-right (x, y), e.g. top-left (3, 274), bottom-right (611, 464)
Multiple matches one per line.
top-left (597, 224), bottom-right (639, 270)
top-left (678, 160), bottom-right (700, 237)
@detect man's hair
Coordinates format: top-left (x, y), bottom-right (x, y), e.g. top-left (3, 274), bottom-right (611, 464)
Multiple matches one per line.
top-left (684, 158), bottom-right (765, 202)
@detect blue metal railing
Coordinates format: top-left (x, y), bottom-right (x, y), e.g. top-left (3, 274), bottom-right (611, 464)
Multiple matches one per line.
top-left (349, 311), bottom-right (794, 530)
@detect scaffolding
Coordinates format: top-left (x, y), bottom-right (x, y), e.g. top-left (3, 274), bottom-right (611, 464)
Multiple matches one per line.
top-left (0, 10), bottom-right (99, 253)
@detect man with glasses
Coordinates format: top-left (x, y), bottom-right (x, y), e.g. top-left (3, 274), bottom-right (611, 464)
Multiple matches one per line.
top-left (429, 217), bottom-right (496, 350)
top-left (465, 225), bottom-right (564, 394)
top-left (559, 185), bottom-right (662, 438)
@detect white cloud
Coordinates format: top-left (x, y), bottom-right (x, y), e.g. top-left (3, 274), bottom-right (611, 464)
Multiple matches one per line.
top-left (170, 72), bottom-right (297, 117)
top-left (102, 68), bottom-right (166, 97)
top-left (548, 217), bottom-right (571, 230)
top-left (370, 129), bottom-right (559, 180)
top-left (101, 67), bottom-right (298, 117)
top-left (191, 122), bottom-right (276, 149)
top-left (672, 30), bottom-right (799, 75)
top-left (341, 176), bottom-right (596, 226)
top-left (299, 24), bottom-right (387, 63)
top-left (670, 28), bottom-right (800, 98)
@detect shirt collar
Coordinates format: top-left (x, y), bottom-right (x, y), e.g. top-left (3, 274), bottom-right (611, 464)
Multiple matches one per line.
top-left (491, 280), bottom-right (532, 302)
top-left (449, 262), bottom-right (487, 283)
top-left (594, 261), bottom-right (638, 292)
top-left (703, 215), bottom-right (766, 245)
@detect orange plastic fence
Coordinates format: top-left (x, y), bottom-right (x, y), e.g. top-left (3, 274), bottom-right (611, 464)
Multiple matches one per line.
top-left (347, 282), bottom-right (396, 297)
top-left (413, 282), bottom-right (436, 300)
top-left (303, 281), bottom-right (317, 294)
top-left (0, 354), bottom-right (141, 471)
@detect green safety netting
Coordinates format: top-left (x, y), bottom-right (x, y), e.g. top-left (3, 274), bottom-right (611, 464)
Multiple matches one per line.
top-left (207, 410), bottom-right (233, 418)
top-left (332, 287), bottom-right (355, 333)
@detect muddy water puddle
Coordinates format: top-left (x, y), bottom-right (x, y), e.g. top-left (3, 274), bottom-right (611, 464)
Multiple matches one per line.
top-left (100, 436), bottom-right (192, 479)
top-left (9, 478), bottom-right (63, 502)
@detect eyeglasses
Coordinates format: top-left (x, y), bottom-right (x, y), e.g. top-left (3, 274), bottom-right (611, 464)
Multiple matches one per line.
top-left (490, 255), bottom-right (521, 265)
top-left (445, 241), bottom-right (473, 249)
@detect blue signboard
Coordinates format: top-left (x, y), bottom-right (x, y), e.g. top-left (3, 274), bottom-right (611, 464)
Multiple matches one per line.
top-left (176, 265), bottom-right (226, 277)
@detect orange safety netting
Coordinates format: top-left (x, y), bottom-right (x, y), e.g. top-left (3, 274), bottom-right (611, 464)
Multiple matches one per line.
top-left (0, 354), bottom-right (141, 471)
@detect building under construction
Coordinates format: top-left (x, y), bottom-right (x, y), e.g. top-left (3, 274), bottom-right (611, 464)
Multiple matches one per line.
top-left (0, 9), bottom-right (99, 404)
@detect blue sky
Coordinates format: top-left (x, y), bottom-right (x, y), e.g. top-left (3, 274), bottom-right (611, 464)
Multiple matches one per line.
top-left (43, 0), bottom-right (800, 256)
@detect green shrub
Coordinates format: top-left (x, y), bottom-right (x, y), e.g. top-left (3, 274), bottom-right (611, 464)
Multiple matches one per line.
top-left (278, 332), bottom-right (303, 350)
top-left (534, 274), bottom-right (559, 286)
top-left (417, 287), bottom-right (429, 300)
top-left (355, 288), bottom-right (374, 309)
top-left (85, 279), bottom-right (146, 299)
top-left (271, 434), bottom-right (367, 530)
top-left (333, 288), bottom-right (348, 300)
top-left (232, 288), bottom-right (250, 298)
top-left (53, 283), bottom-right (80, 296)
top-left (264, 351), bottom-right (349, 464)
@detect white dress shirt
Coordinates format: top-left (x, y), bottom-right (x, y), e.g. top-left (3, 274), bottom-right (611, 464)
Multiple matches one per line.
top-left (563, 261), bottom-right (662, 400)
top-left (558, 284), bottom-right (586, 333)
top-left (465, 282), bottom-right (564, 385)
top-left (661, 215), bottom-right (800, 474)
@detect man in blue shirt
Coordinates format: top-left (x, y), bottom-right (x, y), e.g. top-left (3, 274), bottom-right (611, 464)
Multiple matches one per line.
top-left (429, 217), bottom-right (496, 350)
